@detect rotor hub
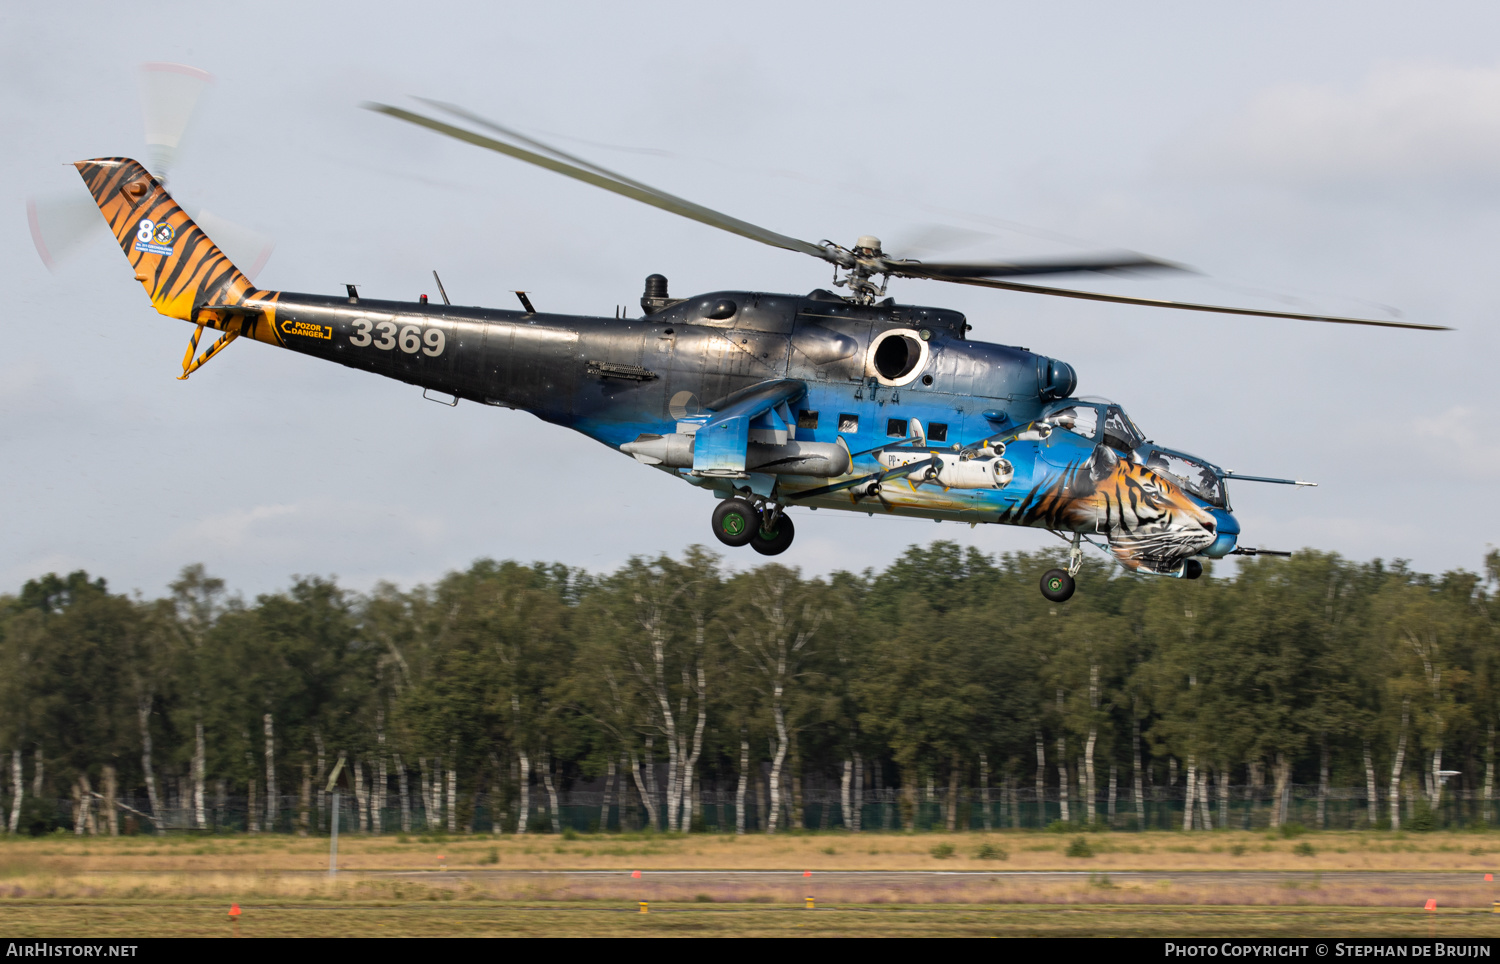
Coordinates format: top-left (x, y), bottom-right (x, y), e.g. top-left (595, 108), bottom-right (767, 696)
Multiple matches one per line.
top-left (828, 236), bottom-right (893, 305)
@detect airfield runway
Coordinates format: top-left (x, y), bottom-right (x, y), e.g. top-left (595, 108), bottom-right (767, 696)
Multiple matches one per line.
top-left (357, 869), bottom-right (1486, 887)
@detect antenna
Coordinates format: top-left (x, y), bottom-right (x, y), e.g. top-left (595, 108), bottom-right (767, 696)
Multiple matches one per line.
top-left (432, 270), bottom-right (451, 306)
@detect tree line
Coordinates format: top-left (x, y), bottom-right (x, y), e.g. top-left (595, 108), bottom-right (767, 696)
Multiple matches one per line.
top-left (2, 543), bottom-right (1497, 835)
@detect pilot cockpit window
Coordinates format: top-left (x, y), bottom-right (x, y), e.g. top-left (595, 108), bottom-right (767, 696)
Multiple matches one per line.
top-left (1104, 406), bottom-right (1145, 452)
top-left (1146, 451), bottom-right (1226, 508)
top-left (1049, 405), bottom-right (1098, 439)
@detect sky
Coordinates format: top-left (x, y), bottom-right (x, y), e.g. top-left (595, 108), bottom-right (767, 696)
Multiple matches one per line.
top-left (3, 1), bottom-right (1499, 599)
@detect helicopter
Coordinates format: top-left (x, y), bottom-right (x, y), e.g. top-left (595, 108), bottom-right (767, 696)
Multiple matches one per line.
top-left (52, 89), bottom-right (1448, 601)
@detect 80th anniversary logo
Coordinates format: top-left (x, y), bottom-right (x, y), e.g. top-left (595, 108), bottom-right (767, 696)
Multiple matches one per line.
top-left (1165, 944), bottom-right (1494, 957)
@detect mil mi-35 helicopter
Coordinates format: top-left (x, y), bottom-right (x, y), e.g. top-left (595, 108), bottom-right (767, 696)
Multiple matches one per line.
top-left (47, 75), bottom-right (1447, 601)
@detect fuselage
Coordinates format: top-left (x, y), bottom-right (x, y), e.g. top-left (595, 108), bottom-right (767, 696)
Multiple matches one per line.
top-left (261, 287), bottom-right (1056, 435)
top-left (263, 287), bottom-right (1060, 495)
top-left (254, 285), bottom-right (1233, 570)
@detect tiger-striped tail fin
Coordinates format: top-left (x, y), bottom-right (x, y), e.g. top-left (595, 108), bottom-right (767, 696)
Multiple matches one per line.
top-left (73, 157), bottom-right (257, 322)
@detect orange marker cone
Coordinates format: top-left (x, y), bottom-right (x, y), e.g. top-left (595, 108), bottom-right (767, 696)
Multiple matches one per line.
top-left (1425, 898), bottom-right (1437, 911)
top-left (228, 903), bottom-right (241, 918)
top-left (632, 870), bottom-right (642, 879)
top-left (803, 870), bottom-right (812, 877)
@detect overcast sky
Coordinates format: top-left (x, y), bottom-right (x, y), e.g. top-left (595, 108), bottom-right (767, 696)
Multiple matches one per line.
top-left (4, 1), bottom-right (1498, 599)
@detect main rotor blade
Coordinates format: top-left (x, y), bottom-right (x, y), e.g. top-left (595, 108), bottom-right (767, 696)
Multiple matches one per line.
top-left (942, 275), bottom-right (1449, 331)
top-left (884, 225), bottom-right (992, 262)
top-left (365, 102), bottom-right (829, 260)
top-left (890, 252), bottom-right (1182, 280)
top-left (419, 99), bottom-right (681, 203)
top-left (139, 62), bottom-right (212, 178)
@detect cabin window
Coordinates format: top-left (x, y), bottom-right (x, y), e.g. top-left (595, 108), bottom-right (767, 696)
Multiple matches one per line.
top-left (797, 410), bottom-right (819, 429)
top-left (838, 414), bottom-right (859, 433)
top-left (886, 418), bottom-right (906, 438)
top-left (928, 422), bottom-right (948, 443)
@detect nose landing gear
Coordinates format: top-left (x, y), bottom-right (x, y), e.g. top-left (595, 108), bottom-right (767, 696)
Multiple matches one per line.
top-left (1040, 569), bottom-right (1075, 602)
top-left (1039, 532), bottom-right (1084, 602)
top-left (710, 497), bottom-right (796, 555)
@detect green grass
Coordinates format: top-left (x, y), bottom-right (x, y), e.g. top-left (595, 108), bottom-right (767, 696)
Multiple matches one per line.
top-left (0, 901), bottom-right (1493, 937)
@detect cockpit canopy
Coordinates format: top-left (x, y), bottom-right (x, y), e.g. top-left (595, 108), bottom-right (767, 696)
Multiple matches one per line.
top-left (1143, 448), bottom-right (1227, 508)
top-left (1043, 397), bottom-right (1146, 453)
top-left (1041, 397), bottom-right (1229, 508)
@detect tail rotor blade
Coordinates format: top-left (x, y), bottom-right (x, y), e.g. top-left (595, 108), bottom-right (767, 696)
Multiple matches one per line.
top-left (26, 191), bottom-right (107, 271)
top-left (193, 209), bottom-right (275, 282)
top-left (139, 62), bottom-right (212, 178)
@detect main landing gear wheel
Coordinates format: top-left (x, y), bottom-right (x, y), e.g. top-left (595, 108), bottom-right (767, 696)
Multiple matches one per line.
top-left (1040, 568), bottom-right (1075, 602)
top-left (750, 512), bottom-right (795, 556)
top-left (711, 498), bottom-right (759, 548)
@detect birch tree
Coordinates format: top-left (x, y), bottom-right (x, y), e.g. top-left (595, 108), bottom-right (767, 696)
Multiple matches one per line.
top-left (599, 551), bottom-right (718, 833)
top-left (166, 565), bottom-right (226, 830)
top-left (727, 565), bottom-right (827, 833)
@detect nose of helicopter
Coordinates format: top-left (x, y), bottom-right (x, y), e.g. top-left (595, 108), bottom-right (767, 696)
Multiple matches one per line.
top-left (1201, 507), bottom-right (1240, 558)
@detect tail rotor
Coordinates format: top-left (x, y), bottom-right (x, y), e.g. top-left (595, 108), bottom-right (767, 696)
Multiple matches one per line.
top-left (27, 62), bottom-right (274, 281)
top-left (26, 193), bottom-right (107, 271)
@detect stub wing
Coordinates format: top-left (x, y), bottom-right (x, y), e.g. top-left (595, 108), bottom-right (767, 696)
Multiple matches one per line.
top-left (690, 379), bottom-right (806, 477)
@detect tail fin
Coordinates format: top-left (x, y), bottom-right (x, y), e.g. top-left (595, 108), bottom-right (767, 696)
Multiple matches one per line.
top-left (73, 157), bottom-right (257, 321)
